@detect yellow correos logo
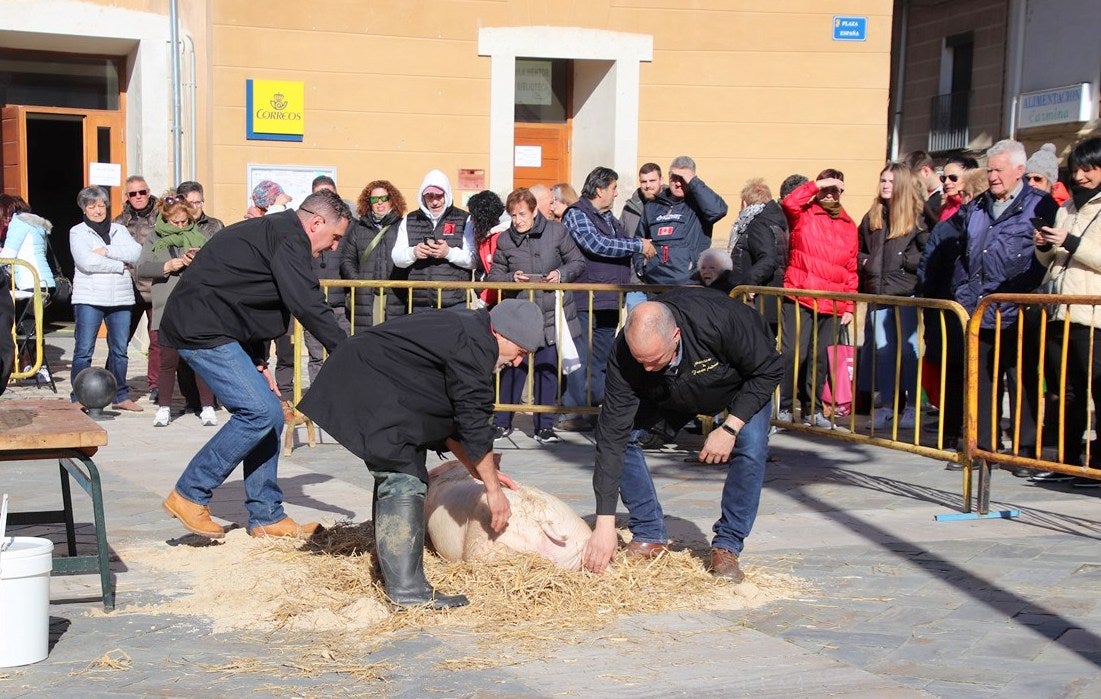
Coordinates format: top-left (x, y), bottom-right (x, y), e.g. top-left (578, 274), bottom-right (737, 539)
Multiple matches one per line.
top-left (247, 79), bottom-right (304, 141)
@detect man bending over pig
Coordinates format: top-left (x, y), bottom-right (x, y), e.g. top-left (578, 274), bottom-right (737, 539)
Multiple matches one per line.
top-left (583, 288), bottom-right (784, 582)
top-left (299, 298), bottom-right (544, 609)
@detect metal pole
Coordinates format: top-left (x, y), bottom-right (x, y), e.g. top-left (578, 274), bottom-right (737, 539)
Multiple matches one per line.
top-left (169, 0), bottom-right (183, 186)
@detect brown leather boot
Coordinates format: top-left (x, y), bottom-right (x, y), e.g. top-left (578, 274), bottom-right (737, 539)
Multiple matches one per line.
top-left (625, 540), bottom-right (669, 560)
top-left (709, 547), bottom-right (745, 582)
top-left (163, 490), bottom-right (225, 538)
top-left (247, 516), bottom-right (322, 540)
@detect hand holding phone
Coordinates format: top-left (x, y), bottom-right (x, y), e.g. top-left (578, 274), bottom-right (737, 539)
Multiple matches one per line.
top-left (526, 273), bottom-right (546, 283)
top-left (1030, 217), bottom-right (1049, 231)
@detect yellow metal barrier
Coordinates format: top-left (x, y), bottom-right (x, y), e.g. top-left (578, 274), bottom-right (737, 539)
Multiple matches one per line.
top-left (967, 293), bottom-right (1101, 513)
top-left (1, 258), bottom-right (46, 381)
top-left (281, 280), bottom-right (677, 451)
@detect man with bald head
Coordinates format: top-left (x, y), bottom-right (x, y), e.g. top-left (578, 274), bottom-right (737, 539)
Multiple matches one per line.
top-left (582, 287), bottom-right (783, 581)
top-left (529, 184), bottom-right (554, 221)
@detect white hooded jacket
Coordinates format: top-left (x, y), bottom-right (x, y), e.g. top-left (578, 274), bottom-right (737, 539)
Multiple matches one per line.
top-left (391, 169), bottom-right (475, 269)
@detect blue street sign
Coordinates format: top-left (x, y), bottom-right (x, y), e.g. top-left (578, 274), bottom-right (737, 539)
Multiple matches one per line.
top-left (833, 16), bottom-right (867, 42)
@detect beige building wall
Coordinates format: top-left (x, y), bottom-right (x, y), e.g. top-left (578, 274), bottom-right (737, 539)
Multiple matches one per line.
top-left (207, 0), bottom-right (894, 226)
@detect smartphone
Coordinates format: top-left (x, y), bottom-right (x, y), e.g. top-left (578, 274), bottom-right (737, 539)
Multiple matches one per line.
top-left (422, 235), bottom-right (438, 245)
top-left (1030, 217), bottom-right (1049, 230)
top-left (526, 273), bottom-right (546, 282)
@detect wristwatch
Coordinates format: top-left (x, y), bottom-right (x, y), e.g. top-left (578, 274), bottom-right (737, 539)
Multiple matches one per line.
top-left (719, 422), bottom-right (739, 438)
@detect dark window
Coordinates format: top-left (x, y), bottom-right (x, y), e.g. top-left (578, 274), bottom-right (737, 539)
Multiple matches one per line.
top-left (0, 51), bottom-right (120, 111)
top-left (514, 59), bottom-right (569, 123)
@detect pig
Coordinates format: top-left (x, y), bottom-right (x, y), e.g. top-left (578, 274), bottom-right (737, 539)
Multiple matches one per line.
top-left (425, 460), bottom-right (592, 570)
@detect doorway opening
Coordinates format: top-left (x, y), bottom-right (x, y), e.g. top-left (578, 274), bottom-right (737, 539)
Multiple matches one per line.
top-left (513, 59), bottom-right (572, 189)
top-left (26, 116), bottom-right (84, 276)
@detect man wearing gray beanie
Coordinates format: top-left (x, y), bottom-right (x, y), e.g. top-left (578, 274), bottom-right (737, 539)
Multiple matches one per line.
top-left (298, 298), bottom-right (543, 610)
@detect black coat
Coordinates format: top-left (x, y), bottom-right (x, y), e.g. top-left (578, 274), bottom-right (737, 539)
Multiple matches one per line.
top-left (160, 210), bottom-right (346, 363)
top-left (592, 287), bottom-right (784, 515)
top-left (730, 200), bottom-right (785, 288)
top-left (339, 212), bottom-right (406, 331)
top-left (857, 212), bottom-right (928, 297)
top-left (298, 308), bottom-right (498, 480)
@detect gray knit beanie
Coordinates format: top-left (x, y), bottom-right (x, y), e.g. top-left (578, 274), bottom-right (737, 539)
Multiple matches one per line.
top-left (1025, 143), bottom-right (1059, 184)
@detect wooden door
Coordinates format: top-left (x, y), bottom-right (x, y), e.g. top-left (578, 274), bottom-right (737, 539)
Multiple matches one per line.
top-left (513, 123), bottom-right (570, 190)
top-left (0, 106), bottom-right (126, 213)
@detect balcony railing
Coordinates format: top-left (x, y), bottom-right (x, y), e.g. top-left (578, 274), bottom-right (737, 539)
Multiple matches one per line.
top-left (928, 91), bottom-right (970, 152)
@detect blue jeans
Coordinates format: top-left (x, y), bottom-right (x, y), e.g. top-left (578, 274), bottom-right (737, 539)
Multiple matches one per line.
top-left (71, 303), bottom-right (132, 403)
top-left (564, 309), bottom-right (617, 410)
top-left (620, 400), bottom-right (772, 554)
top-left (859, 304), bottom-right (919, 408)
top-left (174, 342), bottom-right (286, 530)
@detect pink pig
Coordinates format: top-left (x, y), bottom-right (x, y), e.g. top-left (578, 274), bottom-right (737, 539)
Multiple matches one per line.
top-left (425, 460), bottom-right (592, 570)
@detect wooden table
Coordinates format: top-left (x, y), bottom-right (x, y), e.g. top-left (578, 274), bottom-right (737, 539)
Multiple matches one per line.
top-left (0, 399), bottom-right (114, 609)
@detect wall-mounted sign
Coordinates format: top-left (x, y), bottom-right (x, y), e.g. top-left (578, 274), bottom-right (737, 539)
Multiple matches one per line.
top-left (833, 16), bottom-right (867, 42)
top-left (245, 163), bottom-right (337, 211)
top-left (88, 162), bottom-right (121, 187)
top-left (246, 79), bottom-right (305, 142)
top-left (514, 145), bottom-right (542, 168)
top-left (515, 60), bottom-right (553, 106)
top-left (1018, 83), bottom-right (1094, 129)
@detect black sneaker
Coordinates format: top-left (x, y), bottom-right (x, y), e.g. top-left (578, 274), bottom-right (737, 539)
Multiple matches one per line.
top-left (1029, 471), bottom-right (1074, 483)
top-left (534, 428), bottom-right (561, 444)
top-left (1071, 477), bottom-right (1100, 488)
top-left (493, 425), bottom-right (513, 441)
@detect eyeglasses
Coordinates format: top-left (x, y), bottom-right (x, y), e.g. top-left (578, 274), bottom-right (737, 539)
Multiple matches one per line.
top-left (369, 195), bottom-right (390, 204)
top-left (422, 192), bottom-right (445, 202)
top-left (127, 189), bottom-right (149, 198)
top-left (1026, 174), bottom-right (1048, 183)
top-left (185, 198), bottom-right (204, 205)
top-left (299, 206), bottom-right (327, 224)
top-left (939, 174), bottom-right (960, 183)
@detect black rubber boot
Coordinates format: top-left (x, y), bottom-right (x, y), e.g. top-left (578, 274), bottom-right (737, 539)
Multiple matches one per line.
top-left (373, 493), bottom-right (469, 610)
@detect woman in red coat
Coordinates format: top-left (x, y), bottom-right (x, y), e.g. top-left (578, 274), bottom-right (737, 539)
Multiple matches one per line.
top-left (777, 169), bottom-right (859, 428)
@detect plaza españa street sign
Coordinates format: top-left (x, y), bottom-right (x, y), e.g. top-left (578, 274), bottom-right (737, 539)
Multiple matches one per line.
top-left (833, 16), bottom-right (867, 42)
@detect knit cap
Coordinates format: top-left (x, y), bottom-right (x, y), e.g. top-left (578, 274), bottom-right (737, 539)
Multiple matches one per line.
top-left (489, 298), bottom-right (544, 352)
top-left (252, 180), bottom-right (286, 209)
top-left (1025, 143), bottom-right (1059, 184)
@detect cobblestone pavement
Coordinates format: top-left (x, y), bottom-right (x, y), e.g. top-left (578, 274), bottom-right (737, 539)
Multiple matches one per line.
top-left (1, 331), bottom-right (1099, 697)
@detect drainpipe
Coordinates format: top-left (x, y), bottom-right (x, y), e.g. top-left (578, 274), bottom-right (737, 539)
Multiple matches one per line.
top-left (185, 34), bottom-right (197, 180)
top-left (890, 0), bottom-right (909, 161)
top-left (169, 0), bottom-right (183, 185)
top-left (1005, 0), bottom-right (1027, 140)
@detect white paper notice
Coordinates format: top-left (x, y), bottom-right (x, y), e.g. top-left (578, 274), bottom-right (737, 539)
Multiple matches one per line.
top-left (89, 162), bottom-right (122, 187)
top-left (514, 145), bottom-right (542, 168)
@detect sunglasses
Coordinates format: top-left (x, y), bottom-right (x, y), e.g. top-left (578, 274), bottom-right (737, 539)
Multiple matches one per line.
top-left (299, 206), bottom-right (327, 224)
top-left (369, 195), bottom-right (390, 204)
top-left (1026, 174), bottom-right (1048, 183)
top-left (423, 192), bottom-right (445, 202)
top-left (127, 189), bottom-right (149, 198)
top-left (162, 195), bottom-right (185, 206)
top-left (939, 174), bottom-right (960, 183)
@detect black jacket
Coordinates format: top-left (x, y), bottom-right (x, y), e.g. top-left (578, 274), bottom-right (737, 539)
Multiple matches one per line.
top-left (730, 199), bottom-right (786, 288)
top-left (487, 214), bottom-right (586, 344)
top-left (298, 308), bottom-right (498, 479)
top-left (592, 287), bottom-right (784, 515)
top-left (857, 213), bottom-right (928, 297)
top-left (159, 210), bottom-right (347, 363)
top-left (339, 212), bottom-right (405, 331)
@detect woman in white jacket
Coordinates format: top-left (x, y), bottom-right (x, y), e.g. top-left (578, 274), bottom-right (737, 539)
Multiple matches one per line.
top-left (0, 206), bottom-right (57, 380)
top-left (70, 186), bottom-right (143, 411)
top-left (1033, 137), bottom-right (1101, 486)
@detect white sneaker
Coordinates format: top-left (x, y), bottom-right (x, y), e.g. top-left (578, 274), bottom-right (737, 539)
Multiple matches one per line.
top-left (776, 409), bottom-right (793, 422)
top-left (200, 406), bottom-right (218, 426)
top-left (36, 367), bottom-right (50, 382)
top-left (805, 412), bottom-right (835, 429)
top-left (898, 406), bottom-right (916, 429)
top-left (871, 406), bottom-right (893, 430)
top-left (153, 406), bottom-right (171, 427)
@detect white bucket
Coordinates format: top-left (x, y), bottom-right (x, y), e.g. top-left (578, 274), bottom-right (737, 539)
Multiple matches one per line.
top-left (0, 537), bottom-right (54, 667)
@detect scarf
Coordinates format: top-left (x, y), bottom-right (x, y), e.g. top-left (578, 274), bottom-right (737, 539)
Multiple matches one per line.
top-left (1071, 182), bottom-right (1101, 211)
top-left (83, 215), bottom-right (113, 245)
top-left (819, 199), bottom-right (843, 219)
top-left (152, 215), bottom-right (206, 253)
top-left (128, 198), bottom-right (156, 220)
top-left (726, 202), bottom-right (765, 252)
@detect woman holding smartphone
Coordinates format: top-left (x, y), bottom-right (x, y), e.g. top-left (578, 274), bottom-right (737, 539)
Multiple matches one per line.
top-left (137, 191), bottom-right (218, 427)
top-left (487, 188), bottom-right (586, 443)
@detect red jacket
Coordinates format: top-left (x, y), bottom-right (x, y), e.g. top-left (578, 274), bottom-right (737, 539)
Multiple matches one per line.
top-left (781, 180), bottom-right (859, 315)
top-left (476, 232), bottom-right (500, 305)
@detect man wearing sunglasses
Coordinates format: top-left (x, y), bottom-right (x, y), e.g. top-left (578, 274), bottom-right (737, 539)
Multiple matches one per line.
top-left (114, 175), bottom-right (161, 405)
top-left (160, 188), bottom-right (351, 541)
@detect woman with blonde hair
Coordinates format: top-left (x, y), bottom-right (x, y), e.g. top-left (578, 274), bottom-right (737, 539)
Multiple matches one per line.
top-left (857, 162), bottom-right (928, 429)
top-left (548, 182), bottom-right (578, 221)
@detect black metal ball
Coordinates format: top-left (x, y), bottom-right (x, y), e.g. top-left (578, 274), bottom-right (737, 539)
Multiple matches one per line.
top-left (73, 367), bottom-right (116, 410)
